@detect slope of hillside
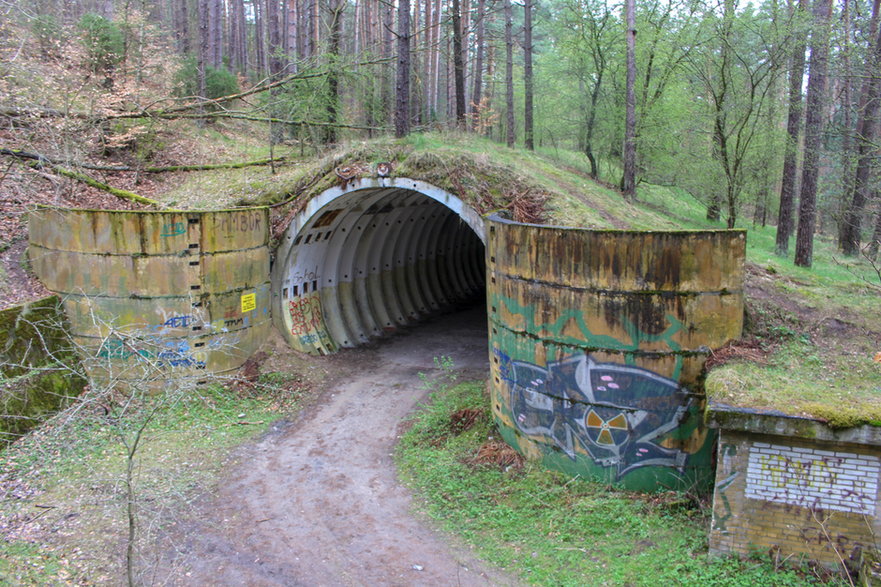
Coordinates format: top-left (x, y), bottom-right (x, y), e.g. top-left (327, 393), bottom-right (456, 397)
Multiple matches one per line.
top-left (1, 17), bottom-right (878, 425)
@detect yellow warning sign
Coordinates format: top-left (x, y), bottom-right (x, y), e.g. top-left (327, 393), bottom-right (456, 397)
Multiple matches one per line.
top-left (240, 292), bottom-right (256, 313)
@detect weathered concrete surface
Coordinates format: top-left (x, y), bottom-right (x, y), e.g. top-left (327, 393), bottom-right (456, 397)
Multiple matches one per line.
top-left (29, 207), bottom-right (272, 383)
top-left (486, 215), bottom-right (746, 491)
top-left (708, 406), bottom-right (881, 570)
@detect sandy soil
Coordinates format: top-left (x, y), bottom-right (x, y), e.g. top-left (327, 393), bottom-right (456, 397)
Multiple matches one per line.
top-left (154, 306), bottom-right (517, 586)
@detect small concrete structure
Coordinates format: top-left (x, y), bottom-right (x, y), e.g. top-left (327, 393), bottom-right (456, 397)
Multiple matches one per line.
top-left (709, 404), bottom-right (881, 572)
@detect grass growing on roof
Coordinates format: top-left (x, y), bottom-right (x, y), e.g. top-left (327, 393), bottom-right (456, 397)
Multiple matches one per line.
top-left (396, 380), bottom-right (837, 586)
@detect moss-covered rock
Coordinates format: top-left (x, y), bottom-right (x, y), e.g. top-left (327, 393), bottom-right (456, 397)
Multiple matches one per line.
top-left (0, 296), bottom-right (86, 446)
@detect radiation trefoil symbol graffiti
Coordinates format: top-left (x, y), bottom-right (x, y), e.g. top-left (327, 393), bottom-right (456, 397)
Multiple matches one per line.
top-left (505, 354), bottom-right (692, 479)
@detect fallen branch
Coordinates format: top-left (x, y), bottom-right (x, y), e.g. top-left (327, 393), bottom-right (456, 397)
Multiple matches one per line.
top-left (1, 58), bottom-right (394, 125)
top-left (0, 106), bottom-right (90, 120)
top-left (1, 148), bottom-right (162, 207)
top-left (0, 148), bottom-right (289, 174)
top-left (142, 158), bottom-right (289, 173)
top-left (50, 166), bottom-right (162, 207)
top-left (158, 111), bottom-right (383, 131)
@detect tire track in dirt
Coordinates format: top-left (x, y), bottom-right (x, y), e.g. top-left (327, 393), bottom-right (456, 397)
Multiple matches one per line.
top-left (159, 307), bottom-right (518, 586)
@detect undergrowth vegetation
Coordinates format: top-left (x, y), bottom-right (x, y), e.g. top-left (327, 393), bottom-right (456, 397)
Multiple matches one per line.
top-left (0, 373), bottom-right (308, 583)
top-left (396, 380), bottom-right (846, 586)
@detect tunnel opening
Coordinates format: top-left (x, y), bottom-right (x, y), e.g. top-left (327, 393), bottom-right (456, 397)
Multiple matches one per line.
top-left (272, 179), bottom-right (487, 355)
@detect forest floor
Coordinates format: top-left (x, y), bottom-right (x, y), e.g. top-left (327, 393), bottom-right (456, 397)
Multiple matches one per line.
top-left (142, 306), bottom-right (516, 586)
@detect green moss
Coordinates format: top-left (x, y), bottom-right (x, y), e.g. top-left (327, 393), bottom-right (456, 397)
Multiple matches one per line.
top-left (0, 297), bottom-right (86, 447)
top-left (705, 338), bottom-right (881, 427)
top-left (1, 367), bottom-right (84, 444)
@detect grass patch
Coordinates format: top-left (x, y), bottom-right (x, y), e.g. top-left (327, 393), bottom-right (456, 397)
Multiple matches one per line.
top-left (397, 381), bottom-right (840, 586)
top-left (0, 374), bottom-right (308, 583)
top-left (706, 337), bottom-right (881, 426)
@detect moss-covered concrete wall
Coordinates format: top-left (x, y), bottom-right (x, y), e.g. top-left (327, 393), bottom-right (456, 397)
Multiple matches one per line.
top-left (0, 296), bottom-right (86, 445)
top-left (487, 214), bottom-right (746, 491)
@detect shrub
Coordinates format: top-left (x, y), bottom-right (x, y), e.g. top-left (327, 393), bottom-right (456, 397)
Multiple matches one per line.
top-left (173, 58), bottom-right (239, 102)
top-left (77, 13), bottom-right (124, 73)
top-left (31, 14), bottom-right (62, 58)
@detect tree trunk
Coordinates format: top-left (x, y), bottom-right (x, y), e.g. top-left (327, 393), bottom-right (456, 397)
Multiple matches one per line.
top-left (471, 0), bottom-right (486, 130)
top-left (176, 0), bottom-right (190, 55)
top-left (524, 0), bottom-right (535, 149)
top-left (505, 0), bottom-right (515, 147)
top-left (255, 0), bottom-right (267, 75)
top-left (452, 0), bottom-right (467, 128)
top-left (424, 0), bottom-right (433, 122)
top-left (431, 0), bottom-right (442, 117)
top-left (795, 0), bottom-right (834, 268)
top-left (211, 0), bottom-right (223, 69)
top-left (229, 0), bottom-right (239, 70)
top-left (841, 0), bottom-right (881, 256)
top-left (836, 0), bottom-right (856, 246)
top-left (484, 37), bottom-right (496, 138)
top-left (621, 0), bottom-right (637, 197)
top-left (325, 0), bottom-right (344, 143)
top-left (869, 195), bottom-right (881, 258)
top-left (412, 0), bottom-right (422, 126)
top-left (287, 0), bottom-right (299, 67)
top-left (584, 68), bottom-right (603, 179)
top-left (198, 0), bottom-right (209, 101)
top-left (382, 0), bottom-right (395, 122)
top-left (267, 0), bottom-right (285, 144)
top-left (238, 0), bottom-right (249, 73)
top-left (775, 0), bottom-right (809, 255)
top-left (395, 0), bottom-right (411, 137)
top-left (312, 0), bottom-right (321, 58)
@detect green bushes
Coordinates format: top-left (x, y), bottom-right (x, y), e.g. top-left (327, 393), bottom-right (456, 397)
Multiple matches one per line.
top-left (77, 13), bottom-right (124, 73)
top-left (173, 58), bottom-right (240, 101)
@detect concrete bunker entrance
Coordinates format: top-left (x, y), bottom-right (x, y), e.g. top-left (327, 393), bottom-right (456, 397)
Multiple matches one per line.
top-left (272, 179), bottom-right (487, 355)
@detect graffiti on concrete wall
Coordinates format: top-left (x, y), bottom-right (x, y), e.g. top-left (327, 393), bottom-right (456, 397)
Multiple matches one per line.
top-left (497, 351), bottom-right (692, 479)
top-left (289, 295), bottom-right (323, 336)
top-left (745, 443), bottom-right (880, 515)
top-left (219, 211), bottom-right (263, 234)
top-left (298, 330), bottom-right (331, 346)
top-left (712, 443), bottom-right (739, 533)
top-left (491, 293), bottom-right (687, 379)
top-left (161, 221), bottom-right (186, 237)
top-left (96, 337), bottom-right (207, 369)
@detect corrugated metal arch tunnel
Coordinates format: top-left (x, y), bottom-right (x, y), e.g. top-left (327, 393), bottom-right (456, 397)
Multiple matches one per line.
top-left (271, 178), bottom-right (487, 354)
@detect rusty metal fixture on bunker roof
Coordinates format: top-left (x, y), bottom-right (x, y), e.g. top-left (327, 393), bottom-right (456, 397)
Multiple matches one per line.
top-left (376, 162), bottom-right (392, 177)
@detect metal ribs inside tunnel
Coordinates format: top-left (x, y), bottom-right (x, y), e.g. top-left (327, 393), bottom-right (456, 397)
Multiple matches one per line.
top-left (271, 178), bottom-right (487, 355)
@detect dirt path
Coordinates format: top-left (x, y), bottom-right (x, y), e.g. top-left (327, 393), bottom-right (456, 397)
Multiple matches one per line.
top-left (158, 307), bottom-right (516, 586)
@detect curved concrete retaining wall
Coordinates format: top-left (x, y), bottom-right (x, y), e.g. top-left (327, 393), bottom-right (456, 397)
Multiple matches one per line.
top-left (486, 215), bottom-right (745, 490)
top-left (1, 295), bottom-right (86, 445)
top-left (29, 207), bottom-right (271, 384)
top-left (272, 178), bottom-right (485, 355)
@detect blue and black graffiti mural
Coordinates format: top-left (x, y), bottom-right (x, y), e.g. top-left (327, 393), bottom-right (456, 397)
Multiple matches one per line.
top-left (500, 353), bottom-right (694, 480)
